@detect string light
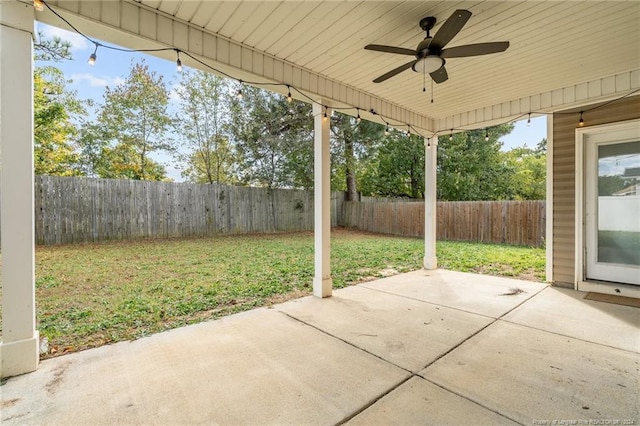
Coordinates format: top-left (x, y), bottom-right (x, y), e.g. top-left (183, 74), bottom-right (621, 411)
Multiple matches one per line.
top-left (484, 129), bottom-right (489, 141)
top-left (323, 109), bottom-right (328, 121)
top-left (384, 125), bottom-right (390, 136)
top-left (236, 81), bottom-right (244, 100)
top-left (87, 43), bottom-right (98, 66)
top-left (175, 50), bottom-right (182, 73)
top-left (356, 109), bottom-right (361, 125)
top-left (38, 0), bottom-right (640, 144)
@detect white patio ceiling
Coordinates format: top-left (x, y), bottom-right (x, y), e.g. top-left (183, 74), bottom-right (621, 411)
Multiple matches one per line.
top-left (39, 1), bottom-right (640, 134)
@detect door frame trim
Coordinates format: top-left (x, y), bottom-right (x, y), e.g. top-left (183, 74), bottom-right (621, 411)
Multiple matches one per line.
top-left (574, 119), bottom-right (640, 298)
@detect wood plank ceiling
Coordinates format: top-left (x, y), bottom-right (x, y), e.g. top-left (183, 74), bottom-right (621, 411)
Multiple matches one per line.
top-left (48, 1), bottom-right (640, 132)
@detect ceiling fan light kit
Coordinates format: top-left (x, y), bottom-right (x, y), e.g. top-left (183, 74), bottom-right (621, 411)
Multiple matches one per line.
top-left (364, 9), bottom-right (509, 84)
top-left (412, 56), bottom-right (444, 74)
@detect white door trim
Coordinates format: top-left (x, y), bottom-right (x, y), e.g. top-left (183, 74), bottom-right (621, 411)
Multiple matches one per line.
top-left (575, 119), bottom-right (640, 298)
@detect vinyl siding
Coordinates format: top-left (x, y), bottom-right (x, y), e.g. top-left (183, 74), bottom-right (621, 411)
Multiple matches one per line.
top-left (552, 95), bottom-right (640, 287)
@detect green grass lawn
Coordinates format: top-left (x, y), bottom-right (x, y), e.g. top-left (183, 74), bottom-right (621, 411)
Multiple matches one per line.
top-left (0, 229), bottom-right (544, 357)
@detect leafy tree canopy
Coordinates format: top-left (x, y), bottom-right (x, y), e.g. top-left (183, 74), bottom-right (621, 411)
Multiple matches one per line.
top-left (94, 60), bottom-right (172, 180)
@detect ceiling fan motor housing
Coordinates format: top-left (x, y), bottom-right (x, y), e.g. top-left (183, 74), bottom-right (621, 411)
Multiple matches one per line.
top-left (364, 9), bottom-right (509, 84)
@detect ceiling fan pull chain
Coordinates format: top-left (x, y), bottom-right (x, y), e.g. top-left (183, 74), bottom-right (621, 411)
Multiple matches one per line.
top-left (431, 79), bottom-right (434, 103)
top-left (423, 67), bottom-right (426, 92)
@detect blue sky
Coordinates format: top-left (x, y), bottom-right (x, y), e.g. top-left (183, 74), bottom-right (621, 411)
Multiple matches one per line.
top-left (38, 22), bottom-right (548, 181)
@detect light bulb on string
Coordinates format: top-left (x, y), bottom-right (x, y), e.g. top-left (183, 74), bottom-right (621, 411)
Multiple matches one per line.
top-left (323, 107), bottom-right (328, 121)
top-left (384, 125), bottom-right (390, 136)
top-left (356, 109), bottom-right (361, 125)
top-left (527, 113), bottom-right (531, 127)
top-left (449, 129), bottom-right (453, 141)
top-left (88, 44), bottom-right (98, 66)
top-left (236, 81), bottom-right (244, 100)
top-left (578, 112), bottom-right (585, 127)
top-left (286, 86), bottom-right (292, 103)
top-left (484, 129), bottom-right (489, 142)
top-left (175, 50), bottom-right (182, 73)
top-left (34, 0), bottom-right (44, 12)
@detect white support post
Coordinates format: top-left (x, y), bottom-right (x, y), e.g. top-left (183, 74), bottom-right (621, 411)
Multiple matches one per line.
top-left (0, 1), bottom-right (39, 378)
top-left (424, 136), bottom-right (438, 270)
top-left (312, 102), bottom-right (332, 297)
top-left (545, 115), bottom-right (554, 284)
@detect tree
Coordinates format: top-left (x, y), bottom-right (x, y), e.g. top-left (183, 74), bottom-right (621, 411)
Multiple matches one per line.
top-left (174, 71), bottom-right (236, 184)
top-left (96, 60), bottom-right (172, 180)
top-left (359, 130), bottom-right (425, 198)
top-left (33, 34), bottom-right (86, 176)
top-left (502, 141), bottom-right (547, 200)
top-left (598, 175), bottom-right (634, 196)
top-left (227, 86), bottom-right (312, 188)
top-left (330, 112), bottom-right (383, 199)
top-left (75, 122), bottom-right (166, 180)
top-left (437, 125), bottom-right (515, 200)
top-left (34, 32), bottom-right (72, 62)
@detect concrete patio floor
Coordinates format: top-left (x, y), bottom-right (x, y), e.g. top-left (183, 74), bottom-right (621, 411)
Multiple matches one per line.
top-left (2, 269), bottom-right (638, 425)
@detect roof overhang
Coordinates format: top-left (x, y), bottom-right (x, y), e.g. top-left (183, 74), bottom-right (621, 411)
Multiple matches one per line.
top-left (38, 1), bottom-right (640, 135)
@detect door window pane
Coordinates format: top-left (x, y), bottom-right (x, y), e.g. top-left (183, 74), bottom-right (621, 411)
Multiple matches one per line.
top-left (597, 141), bottom-right (640, 266)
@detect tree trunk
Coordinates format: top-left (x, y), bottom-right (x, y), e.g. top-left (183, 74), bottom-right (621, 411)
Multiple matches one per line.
top-left (345, 137), bottom-right (358, 201)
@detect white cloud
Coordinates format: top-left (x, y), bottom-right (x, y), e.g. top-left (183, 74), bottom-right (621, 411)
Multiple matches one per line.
top-left (38, 22), bottom-right (90, 52)
top-left (168, 83), bottom-right (182, 102)
top-left (70, 73), bottom-right (124, 88)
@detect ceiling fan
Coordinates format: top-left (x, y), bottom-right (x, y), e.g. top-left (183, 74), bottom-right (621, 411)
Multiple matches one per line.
top-left (364, 9), bottom-right (509, 84)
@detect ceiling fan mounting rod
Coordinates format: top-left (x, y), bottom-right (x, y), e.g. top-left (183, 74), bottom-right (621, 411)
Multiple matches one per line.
top-left (419, 16), bottom-right (437, 33)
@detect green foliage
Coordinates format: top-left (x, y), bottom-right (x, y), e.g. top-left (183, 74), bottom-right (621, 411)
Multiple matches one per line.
top-left (34, 32), bottom-right (72, 62)
top-left (598, 175), bottom-right (634, 196)
top-left (33, 35), bottom-right (87, 176)
top-left (437, 125), bottom-right (515, 200)
top-left (358, 130), bottom-right (425, 198)
top-left (228, 86), bottom-right (313, 188)
top-left (330, 113), bottom-right (384, 199)
top-left (174, 70), bottom-right (236, 184)
top-left (94, 60), bottom-right (172, 180)
top-left (33, 67), bottom-right (85, 176)
top-left (502, 143), bottom-right (547, 200)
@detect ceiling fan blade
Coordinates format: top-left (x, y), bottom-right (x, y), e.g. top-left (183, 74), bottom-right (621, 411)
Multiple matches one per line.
top-left (364, 44), bottom-right (416, 56)
top-left (441, 41), bottom-right (510, 58)
top-left (430, 66), bottom-right (448, 84)
top-left (373, 60), bottom-right (417, 83)
top-left (430, 9), bottom-right (472, 50)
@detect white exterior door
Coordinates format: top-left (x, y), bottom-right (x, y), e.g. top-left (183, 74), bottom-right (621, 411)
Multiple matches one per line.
top-left (582, 121), bottom-right (640, 287)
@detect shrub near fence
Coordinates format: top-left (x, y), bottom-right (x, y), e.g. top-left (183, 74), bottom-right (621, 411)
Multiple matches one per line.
top-left (31, 176), bottom-right (344, 245)
top-left (342, 200), bottom-right (545, 247)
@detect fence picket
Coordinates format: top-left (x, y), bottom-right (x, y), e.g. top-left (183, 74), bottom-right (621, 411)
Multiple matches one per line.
top-left (0, 176), bottom-right (545, 246)
top-left (342, 199), bottom-right (545, 246)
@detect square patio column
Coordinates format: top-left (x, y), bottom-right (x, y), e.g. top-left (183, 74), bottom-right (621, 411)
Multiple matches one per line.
top-left (424, 136), bottom-right (438, 269)
top-left (0, 1), bottom-right (39, 378)
top-left (312, 102), bottom-right (332, 298)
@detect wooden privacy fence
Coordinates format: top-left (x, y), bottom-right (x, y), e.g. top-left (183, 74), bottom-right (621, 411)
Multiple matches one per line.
top-left (342, 200), bottom-right (546, 247)
top-left (30, 176), bottom-right (344, 245)
top-left (2, 176), bottom-right (544, 246)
